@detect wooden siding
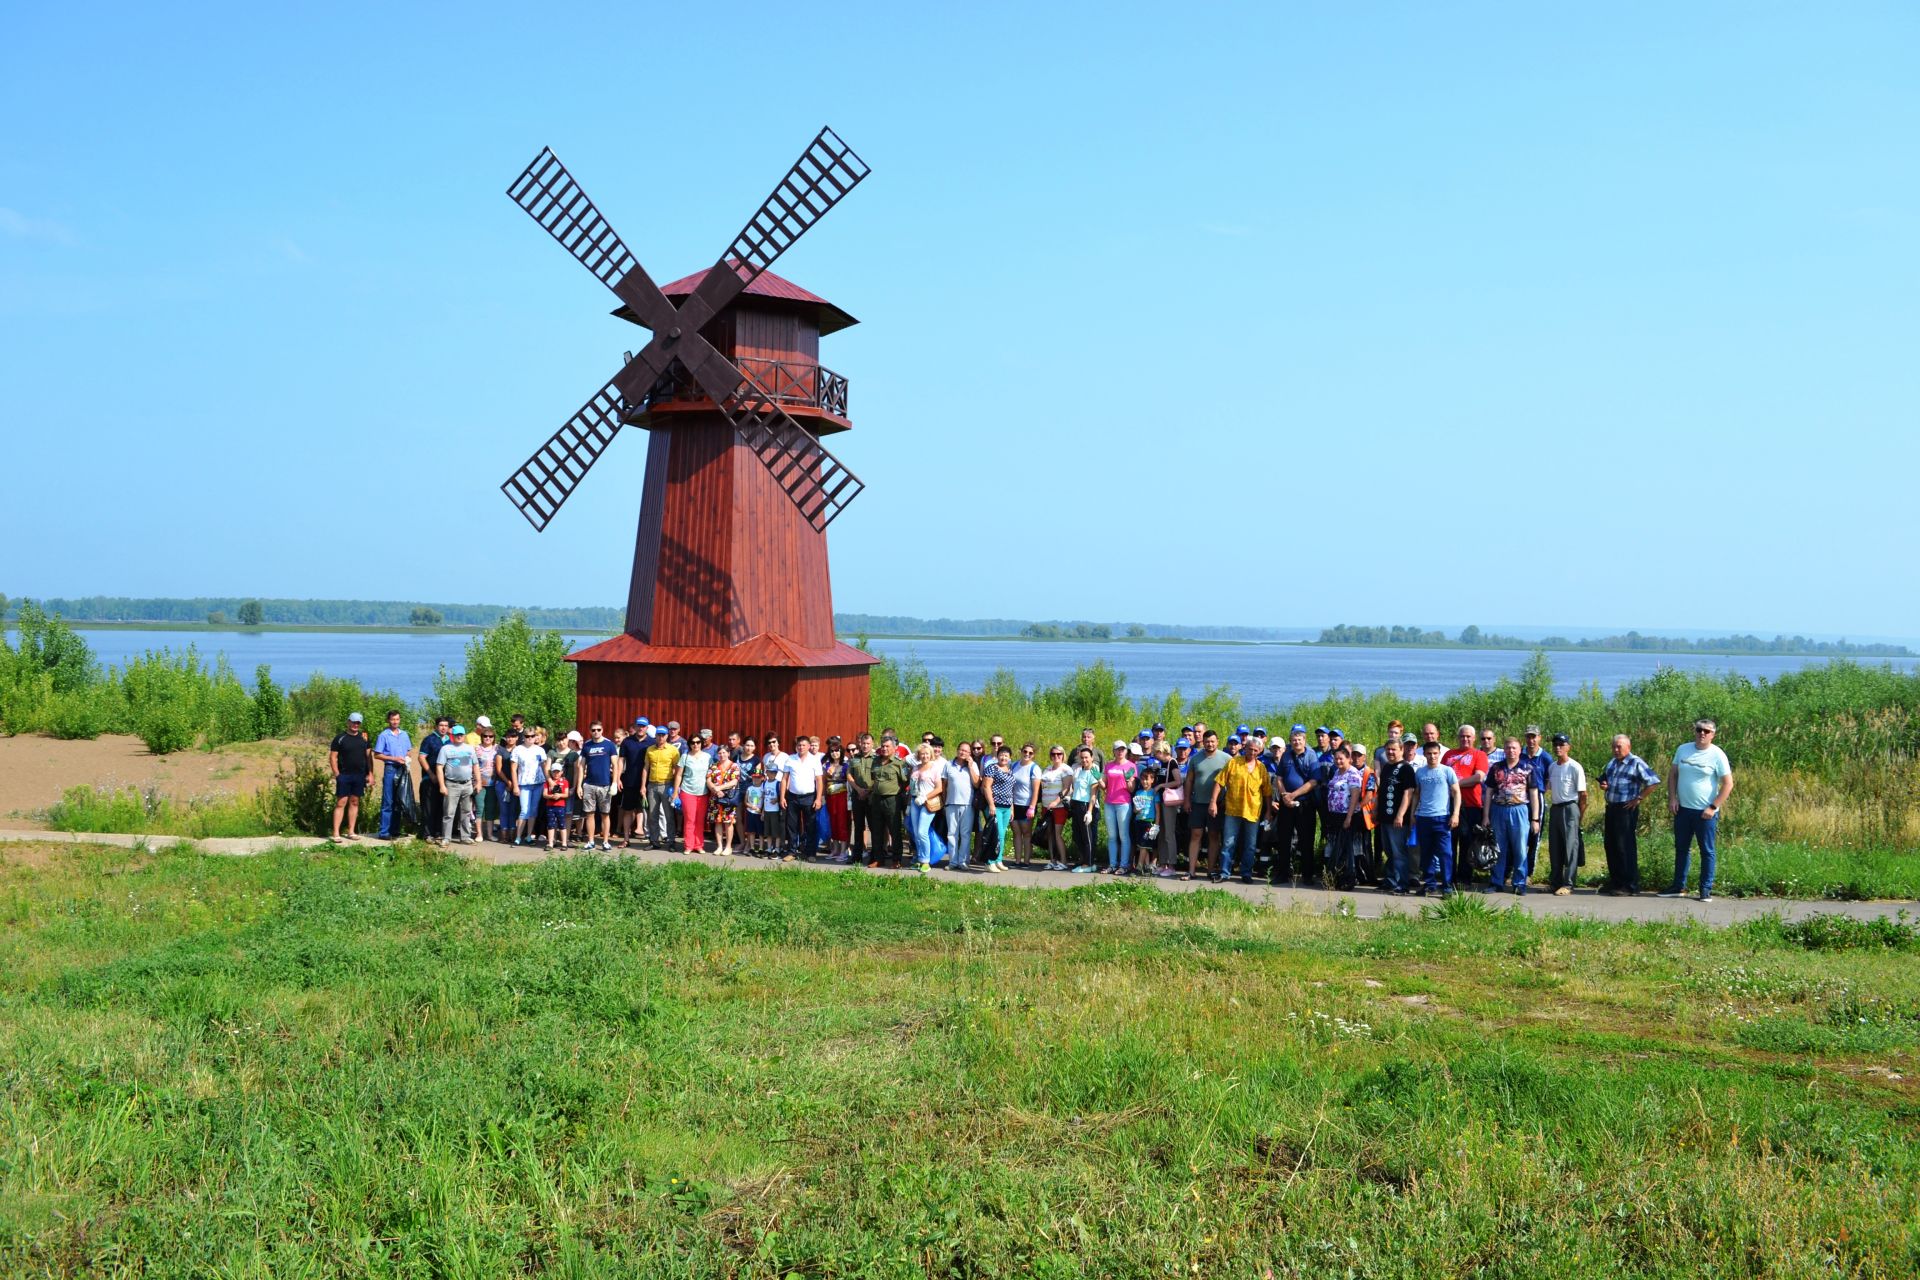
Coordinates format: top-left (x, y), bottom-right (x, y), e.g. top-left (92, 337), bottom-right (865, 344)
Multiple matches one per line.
top-left (576, 662), bottom-right (873, 744)
top-left (621, 412), bottom-right (837, 650)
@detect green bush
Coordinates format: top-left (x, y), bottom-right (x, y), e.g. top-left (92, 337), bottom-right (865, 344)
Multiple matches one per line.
top-left (251, 664), bottom-right (288, 739)
top-left (431, 612), bottom-right (575, 731)
top-left (288, 672), bottom-right (394, 739)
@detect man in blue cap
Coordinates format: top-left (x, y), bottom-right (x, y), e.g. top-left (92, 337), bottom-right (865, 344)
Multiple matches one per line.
top-left (618, 718), bottom-right (650, 845)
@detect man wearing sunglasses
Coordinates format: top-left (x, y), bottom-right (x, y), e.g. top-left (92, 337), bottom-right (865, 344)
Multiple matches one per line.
top-left (1659, 719), bottom-right (1733, 902)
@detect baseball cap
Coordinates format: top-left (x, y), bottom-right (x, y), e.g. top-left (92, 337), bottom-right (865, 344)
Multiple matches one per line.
top-left (635, 717), bottom-right (650, 727)
top-left (1291, 723), bottom-right (1308, 735)
top-left (699, 728), bottom-right (713, 738)
top-left (475, 715), bottom-right (492, 729)
top-left (1235, 724), bottom-right (1250, 736)
top-left (1525, 724), bottom-right (1542, 736)
top-left (348, 712), bottom-right (363, 723)
top-left (450, 724), bottom-right (466, 735)
top-left (652, 725), bottom-right (667, 736)
top-left (1553, 732), bottom-right (1571, 744)
top-left (1252, 726), bottom-right (1267, 737)
top-left (1401, 733), bottom-right (1418, 744)
top-left (1151, 722), bottom-right (1165, 732)
top-left (566, 730), bottom-right (582, 744)
top-left (668, 720), bottom-right (681, 730)
top-left (1113, 739), bottom-right (1128, 750)
top-left (1316, 725), bottom-right (1329, 735)
top-left (1137, 729), bottom-right (1152, 739)
top-left (1175, 737), bottom-right (1191, 750)
top-left (1329, 727), bottom-right (1345, 738)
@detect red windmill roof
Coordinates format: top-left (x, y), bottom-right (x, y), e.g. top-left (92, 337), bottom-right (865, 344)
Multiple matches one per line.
top-left (610, 266), bottom-right (858, 336)
top-left (566, 632), bottom-right (879, 670)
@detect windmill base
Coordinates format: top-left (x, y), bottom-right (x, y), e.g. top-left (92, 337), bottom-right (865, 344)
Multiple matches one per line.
top-left (572, 657), bottom-right (875, 746)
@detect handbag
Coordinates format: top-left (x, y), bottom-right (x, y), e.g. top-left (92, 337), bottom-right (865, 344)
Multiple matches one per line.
top-left (1164, 785), bottom-right (1185, 807)
top-left (924, 792), bottom-right (944, 814)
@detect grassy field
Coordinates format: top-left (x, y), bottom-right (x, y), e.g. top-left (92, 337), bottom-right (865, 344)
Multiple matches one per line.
top-left (2, 842), bottom-right (1916, 1277)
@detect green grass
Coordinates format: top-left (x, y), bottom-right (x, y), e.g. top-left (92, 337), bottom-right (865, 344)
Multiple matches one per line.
top-left (2, 843), bottom-right (1916, 1277)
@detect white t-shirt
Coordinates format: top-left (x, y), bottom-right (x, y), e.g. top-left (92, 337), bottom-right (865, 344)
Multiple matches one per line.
top-left (1547, 758), bottom-right (1587, 804)
top-left (783, 753), bottom-right (824, 796)
top-left (513, 743), bottom-right (548, 788)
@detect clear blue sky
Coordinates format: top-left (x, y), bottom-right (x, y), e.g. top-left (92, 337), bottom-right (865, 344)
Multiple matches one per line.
top-left (4, 3), bottom-right (1916, 639)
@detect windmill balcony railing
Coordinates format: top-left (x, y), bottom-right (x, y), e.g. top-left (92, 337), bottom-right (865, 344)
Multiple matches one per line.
top-left (641, 357), bottom-right (849, 419)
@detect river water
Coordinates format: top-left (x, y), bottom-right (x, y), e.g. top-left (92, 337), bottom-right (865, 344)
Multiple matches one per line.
top-left (28, 629), bottom-right (1915, 712)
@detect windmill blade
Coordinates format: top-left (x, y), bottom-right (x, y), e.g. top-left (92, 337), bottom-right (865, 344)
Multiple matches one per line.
top-left (507, 147), bottom-right (639, 293)
top-left (500, 377), bottom-right (634, 532)
top-left (719, 380), bottom-right (864, 532)
top-left (680, 128), bottom-right (870, 328)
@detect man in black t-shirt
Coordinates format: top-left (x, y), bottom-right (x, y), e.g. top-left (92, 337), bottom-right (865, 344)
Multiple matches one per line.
top-left (1376, 735), bottom-right (1421, 893)
top-left (419, 717), bottom-right (449, 842)
top-left (329, 712), bottom-right (373, 841)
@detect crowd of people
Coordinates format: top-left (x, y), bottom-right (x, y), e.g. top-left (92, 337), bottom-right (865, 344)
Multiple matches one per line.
top-left (325, 711), bottom-right (1735, 900)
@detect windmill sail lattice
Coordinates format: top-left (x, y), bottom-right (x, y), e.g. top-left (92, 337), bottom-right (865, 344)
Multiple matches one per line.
top-left (500, 129), bottom-right (868, 533)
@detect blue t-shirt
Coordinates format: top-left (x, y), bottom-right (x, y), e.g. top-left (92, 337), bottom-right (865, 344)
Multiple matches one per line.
top-left (1414, 765), bottom-right (1457, 818)
top-left (375, 728), bottom-right (411, 763)
top-left (1131, 790), bottom-right (1157, 823)
top-left (1672, 743), bottom-right (1731, 810)
top-left (580, 738), bottom-right (619, 787)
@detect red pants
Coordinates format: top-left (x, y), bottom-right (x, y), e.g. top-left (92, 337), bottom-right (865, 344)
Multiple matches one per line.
top-left (681, 792), bottom-right (707, 850)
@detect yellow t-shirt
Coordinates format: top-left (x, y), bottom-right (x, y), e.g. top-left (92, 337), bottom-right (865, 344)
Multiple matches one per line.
top-left (645, 743), bottom-right (680, 784)
top-left (1219, 756), bottom-right (1272, 822)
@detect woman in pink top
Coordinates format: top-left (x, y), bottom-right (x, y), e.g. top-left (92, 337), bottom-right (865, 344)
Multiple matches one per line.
top-left (1102, 741), bottom-right (1138, 874)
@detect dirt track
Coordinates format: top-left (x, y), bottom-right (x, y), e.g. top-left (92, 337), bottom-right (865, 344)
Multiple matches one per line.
top-left (0, 733), bottom-right (299, 828)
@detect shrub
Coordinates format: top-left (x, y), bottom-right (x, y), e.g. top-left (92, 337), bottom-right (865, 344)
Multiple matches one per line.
top-left (258, 757), bottom-right (345, 835)
top-left (431, 612), bottom-right (575, 731)
top-left (205, 666), bottom-right (258, 748)
top-left (250, 665), bottom-right (288, 739)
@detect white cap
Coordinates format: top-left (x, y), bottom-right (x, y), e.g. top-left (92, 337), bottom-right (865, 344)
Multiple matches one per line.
top-left (475, 715), bottom-right (492, 729)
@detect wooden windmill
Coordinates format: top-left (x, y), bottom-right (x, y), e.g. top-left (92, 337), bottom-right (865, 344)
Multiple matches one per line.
top-left (502, 128), bottom-right (878, 738)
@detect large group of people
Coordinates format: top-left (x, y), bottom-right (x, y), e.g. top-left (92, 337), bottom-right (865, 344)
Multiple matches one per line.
top-left (326, 711), bottom-right (1735, 900)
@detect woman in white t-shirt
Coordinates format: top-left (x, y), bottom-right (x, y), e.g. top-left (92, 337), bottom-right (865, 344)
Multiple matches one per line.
top-left (908, 744), bottom-right (947, 875)
top-left (512, 738), bottom-right (548, 846)
top-left (1036, 746), bottom-right (1076, 870)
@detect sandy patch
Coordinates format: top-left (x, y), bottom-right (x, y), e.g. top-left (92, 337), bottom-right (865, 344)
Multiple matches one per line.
top-left (0, 733), bottom-right (304, 827)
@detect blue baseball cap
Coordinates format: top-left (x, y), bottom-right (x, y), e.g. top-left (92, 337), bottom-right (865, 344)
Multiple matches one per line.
top-left (1316, 725), bottom-right (1330, 735)
top-left (450, 724), bottom-right (466, 735)
top-left (1175, 737), bottom-right (1191, 750)
top-left (1137, 729), bottom-right (1152, 739)
top-left (1252, 726), bottom-right (1267, 737)
top-left (1235, 724), bottom-right (1251, 736)
top-left (633, 717), bottom-right (649, 727)
top-left (1291, 723), bottom-right (1308, 735)
top-left (1330, 727), bottom-right (1345, 738)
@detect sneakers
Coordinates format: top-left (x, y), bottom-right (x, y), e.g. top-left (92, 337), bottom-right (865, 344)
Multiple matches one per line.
top-left (1698, 892), bottom-right (1714, 903)
top-left (917, 862), bottom-right (930, 875)
top-left (1655, 888), bottom-right (1686, 898)
top-left (987, 863), bottom-right (1005, 874)
top-left (1553, 887), bottom-right (1571, 897)
top-left (1070, 864), bottom-right (1096, 874)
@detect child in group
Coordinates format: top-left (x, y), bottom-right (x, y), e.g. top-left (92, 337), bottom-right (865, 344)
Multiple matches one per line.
top-left (543, 763), bottom-right (572, 851)
top-left (744, 766), bottom-right (766, 855)
top-left (1131, 766), bottom-right (1165, 877)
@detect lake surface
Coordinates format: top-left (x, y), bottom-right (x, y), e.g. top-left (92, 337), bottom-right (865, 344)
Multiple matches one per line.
top-left (25, 629), bottom-right (1916, 711)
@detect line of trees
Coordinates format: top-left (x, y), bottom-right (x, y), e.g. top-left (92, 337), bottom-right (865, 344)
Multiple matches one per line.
top-left (1316, 623), bottom-right (1911, 657)
top-left (4, 597), bottom-right (619, 630)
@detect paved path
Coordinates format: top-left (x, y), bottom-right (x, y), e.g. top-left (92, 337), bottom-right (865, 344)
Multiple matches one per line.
top-left (2, 829), bottom-right (1911, 925)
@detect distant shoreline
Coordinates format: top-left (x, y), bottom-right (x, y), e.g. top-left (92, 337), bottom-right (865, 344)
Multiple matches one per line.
top-left (11, 622), bottom-right (1912, 664)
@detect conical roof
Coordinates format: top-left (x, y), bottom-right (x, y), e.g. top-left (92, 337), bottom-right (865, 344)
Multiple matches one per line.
top-left (611, 266), bottom-right (857, 335)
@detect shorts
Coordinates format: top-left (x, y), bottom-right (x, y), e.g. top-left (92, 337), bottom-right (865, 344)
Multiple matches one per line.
top-left (1047, 805), bottom-right (1069, 825)
top-left (1195, 804), bottom-right (1225, 834)
top-left (546, 804), bottom-right (568, 826)
top-left (621, 782), bottom-right (647, 812)
top-left (580, 783), bottom-right (614, 814)
top-left (335, 772), bottom-right (366, 798)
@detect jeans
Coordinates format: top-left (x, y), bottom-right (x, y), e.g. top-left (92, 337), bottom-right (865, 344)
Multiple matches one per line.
top-left (1603, 802), bottom-right (1641, 892)
top-left (1414, 815), bottom-right (1454, 891)
top-left (1221, 814), bottom-right (1259, 878)
top-left (646, 782), bottom-right (675, 845)
top-left (1383, 822), bottom-right (1413, 892)
top-left (441, 780), bottom-right (475, 842)
top-left (1104, 801), bottom-right (1132, 870)
top-left (909, 800), bottom-right (938, 865)
top-left (945, 801), bottom-right (974, 866)
top-left (787, 794), bottom-right (820, 859)
top-left (987, 805), bottom-right (1011, 863)
top-left (1490, 803), bottom-right (1530, 888)
top-left (1670, 807), bottom-right (1717, 895)
top-left (496, 781), bottom-right (518, 835)
top-left (379, 768), bottom-right (407, 837)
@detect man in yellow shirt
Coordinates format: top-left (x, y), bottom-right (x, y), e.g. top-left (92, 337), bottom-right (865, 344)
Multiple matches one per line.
top-left (1213, 737), bottom-right (1272, 884)
top-left (643, 728), bottom-right (682, 848)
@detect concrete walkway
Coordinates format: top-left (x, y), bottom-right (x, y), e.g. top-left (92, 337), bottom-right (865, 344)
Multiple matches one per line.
top-left (2, 829), bottom-right (1911, 925)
